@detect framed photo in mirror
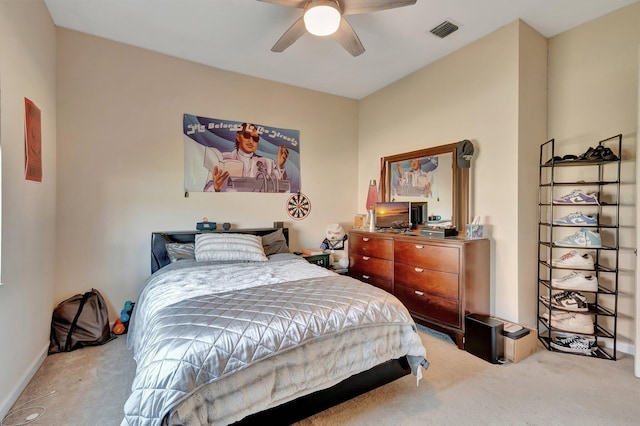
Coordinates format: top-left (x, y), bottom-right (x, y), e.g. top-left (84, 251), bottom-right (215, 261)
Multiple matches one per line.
top-left (380, 143), bottom-right (469, 231)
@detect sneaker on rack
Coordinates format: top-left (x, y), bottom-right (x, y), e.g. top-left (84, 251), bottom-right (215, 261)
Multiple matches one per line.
top-left (539, 290), bottom-right (589, 312)
top-left (551, 250), bottom-right (595, 270)
top-left (552, 212), bottom-right (597, 226)
top-left (554, 228), bottom-right (602, 248)
top-left (550, 332), bottom-right (597, 354)
top-left (542, 310), bottom-right (594, 334)
top-left (577, 146), bottom-right (596, 161)
top-left (553, 189), bottom-right (598, 204)
top-left (600, 147), bottom-right (619, 161)
top-left (551, 271), bottom-right (598, 292)
top-left (578, 145), bottom-right (619, 162)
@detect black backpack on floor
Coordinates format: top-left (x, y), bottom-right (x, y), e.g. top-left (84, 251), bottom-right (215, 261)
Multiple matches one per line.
top-left (49, 288), bottom-right (114, 354)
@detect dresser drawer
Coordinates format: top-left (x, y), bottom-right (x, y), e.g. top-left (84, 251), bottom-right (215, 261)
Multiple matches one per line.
top-left (394, 240), bottom-right (459, 273)
top-left (395, 284), bottom-right (460, 327)
top-left (394, 263), bottom-right (459, 299)
top-left (350, 235), bottom-right (393, 259)
top-left (349, 255), bottom-right (393, 281)
top-left (349, 271), bottom-right (393, 293)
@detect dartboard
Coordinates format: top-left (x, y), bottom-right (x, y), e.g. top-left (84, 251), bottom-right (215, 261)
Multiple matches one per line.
top-left (286, 192), bottom-right (310, 220)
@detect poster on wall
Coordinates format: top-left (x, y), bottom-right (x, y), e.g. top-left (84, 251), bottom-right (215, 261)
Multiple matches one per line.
top-left (183, 114), bottom-right (300, 193)
top-left (24, 98), bottom-right (42, 182)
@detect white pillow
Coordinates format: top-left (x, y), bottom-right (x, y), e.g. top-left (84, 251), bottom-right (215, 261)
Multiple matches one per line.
top-left (195, 233), bottom-right (268, 262)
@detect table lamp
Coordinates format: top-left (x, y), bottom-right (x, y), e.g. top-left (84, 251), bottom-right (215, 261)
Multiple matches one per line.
top-left (366, 179), bottom-right (379, 231)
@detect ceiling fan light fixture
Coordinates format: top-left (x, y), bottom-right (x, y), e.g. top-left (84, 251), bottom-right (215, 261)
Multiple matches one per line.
top-left (303, 1), bottom-right (341, 36)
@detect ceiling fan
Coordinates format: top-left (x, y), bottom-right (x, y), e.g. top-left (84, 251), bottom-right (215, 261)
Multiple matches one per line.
top-left (259, 0), bottom-right (417, 57)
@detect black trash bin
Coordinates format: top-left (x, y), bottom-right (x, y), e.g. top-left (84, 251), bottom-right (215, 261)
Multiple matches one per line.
top-left (465, 313), bottom-right (505, 364)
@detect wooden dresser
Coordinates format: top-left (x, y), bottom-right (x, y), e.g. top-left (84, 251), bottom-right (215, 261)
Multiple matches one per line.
top-left (349, 230), bottom-right (490, 349)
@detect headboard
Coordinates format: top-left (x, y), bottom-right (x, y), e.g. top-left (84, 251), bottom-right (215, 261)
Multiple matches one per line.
top-left (151, 227), bottom-right (290, 274)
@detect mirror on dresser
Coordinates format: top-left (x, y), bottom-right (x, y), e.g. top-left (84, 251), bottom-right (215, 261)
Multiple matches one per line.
top-left (380, 142), bottom-right (469, 232)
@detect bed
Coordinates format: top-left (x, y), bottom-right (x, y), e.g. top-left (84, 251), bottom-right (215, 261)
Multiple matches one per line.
top-left (123, 227), bottom-right (428, 425)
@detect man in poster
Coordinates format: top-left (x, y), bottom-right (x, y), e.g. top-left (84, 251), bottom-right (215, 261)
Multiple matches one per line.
top-left (395, 157), bottom-right (438, 198)
top-left (204, 123), bottom-right (289, 192)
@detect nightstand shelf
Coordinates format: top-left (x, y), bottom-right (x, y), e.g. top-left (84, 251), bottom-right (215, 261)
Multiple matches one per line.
top-left (303, 253), bottom-right (331, 268)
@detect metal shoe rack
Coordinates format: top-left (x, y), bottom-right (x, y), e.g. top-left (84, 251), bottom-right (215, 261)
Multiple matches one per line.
top-left (537, 134), bottom-right (620, 360)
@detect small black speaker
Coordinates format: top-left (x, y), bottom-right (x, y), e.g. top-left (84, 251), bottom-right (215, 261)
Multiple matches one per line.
top-left (222, 222), bottom-right (231, 230)
top-left (196, 222), bottom-right (216, 231)
top-left (465, 314), bottom-right (504, 364)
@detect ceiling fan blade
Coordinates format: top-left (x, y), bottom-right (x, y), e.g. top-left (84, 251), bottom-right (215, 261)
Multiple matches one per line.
top-left (257, 0), bottom-right (307, 8)
top-left (334, 17), bottom-right (365, 57)
top-left (341, 0), bottom-right (416, 15)
top-left (271, 16), bottom-right (307, 52)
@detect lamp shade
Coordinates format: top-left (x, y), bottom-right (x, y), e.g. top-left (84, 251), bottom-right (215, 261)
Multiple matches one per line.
top-left (366, 179), bottom-right (379, 210)
top-left (304, 0), bottom-right (341, 36)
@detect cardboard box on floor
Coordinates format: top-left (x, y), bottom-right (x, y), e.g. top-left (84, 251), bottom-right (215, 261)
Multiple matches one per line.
top-left (503, 325), bottom-right (538, 363)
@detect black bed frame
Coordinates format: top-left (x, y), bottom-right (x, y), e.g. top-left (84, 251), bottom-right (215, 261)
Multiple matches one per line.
top-left (151, 228), bottom-right (411, 425)
top-left (151, 227), bottom-right (291, 273)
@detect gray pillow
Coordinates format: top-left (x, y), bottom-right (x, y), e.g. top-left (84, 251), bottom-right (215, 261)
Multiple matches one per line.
top-left (165, 243), bottom-right (195, 263)
top-left (262, 229), bottom-right (290, 256)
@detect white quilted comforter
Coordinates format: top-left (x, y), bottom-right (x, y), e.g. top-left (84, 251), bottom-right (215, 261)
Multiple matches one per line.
top-left (123, 257), bottom-right (428, 425)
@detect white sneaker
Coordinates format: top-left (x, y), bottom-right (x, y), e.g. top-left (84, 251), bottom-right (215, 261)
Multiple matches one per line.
top-left (554, 228), bottom-right (602, 248)
top-left (540, 290), bottom-right (589, 312)
top-left (552, 212), bottom-right (597, 226)
top-left (551, 250), bottom-right (594, 270)
top-left (542, 310), bottom-right (594, 334)
top-left (553, 189), bottom-right (598, 204)
top-left (550, 332), bottom-right (597, 354)
top-left (551, 271), bottom-right (598, 292)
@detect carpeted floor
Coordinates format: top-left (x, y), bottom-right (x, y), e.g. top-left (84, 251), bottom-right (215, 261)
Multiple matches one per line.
top-left (4, 327), bottom-right (639, 425)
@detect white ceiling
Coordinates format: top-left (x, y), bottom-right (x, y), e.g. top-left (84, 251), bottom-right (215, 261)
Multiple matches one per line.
top-left (44, 0), bottom-right (638, 99)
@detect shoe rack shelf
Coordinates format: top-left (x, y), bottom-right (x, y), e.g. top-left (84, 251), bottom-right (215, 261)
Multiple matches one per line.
top-left (537, 134), bottom-right (621, 360)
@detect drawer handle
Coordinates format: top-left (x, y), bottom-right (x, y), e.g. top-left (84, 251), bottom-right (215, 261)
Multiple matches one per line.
top-left (363, 256), bottom-right (370, 261)
top-left (414, 267), bottom-right (424, 273)
top-left (415, 245), bottom-right (424, 249)
top-left (362, 275), bottom-right (370, 279)
top-left (363, 237), bottom-right (370, 242)
top-left (414, 290), bottom-right (425, 297)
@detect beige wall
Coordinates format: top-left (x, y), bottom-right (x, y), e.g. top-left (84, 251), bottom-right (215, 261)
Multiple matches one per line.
top-left (2, 0), bottom-right (639, 417)
top-left (0, 0), bottom-right (57, 415)
top-left (517, 23), bottom-right (549, 329)
top-left (55, 30), bottom-right (360, 316)
top-left (359, 20), bottom-right (547, 326)
top-left (548, 2), bottom-right (640, 353)
top-left (636, 44), bottom-right (640, 377)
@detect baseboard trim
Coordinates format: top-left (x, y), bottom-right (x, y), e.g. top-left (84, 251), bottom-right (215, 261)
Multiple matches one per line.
top-left (0, 343), bottom-right (48, 420)
top-left (605, 339), bottom-right (635, 356)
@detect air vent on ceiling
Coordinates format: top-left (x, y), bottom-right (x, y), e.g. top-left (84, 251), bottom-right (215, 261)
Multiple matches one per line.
top-left (429, 20), bottom-right (459, 39)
